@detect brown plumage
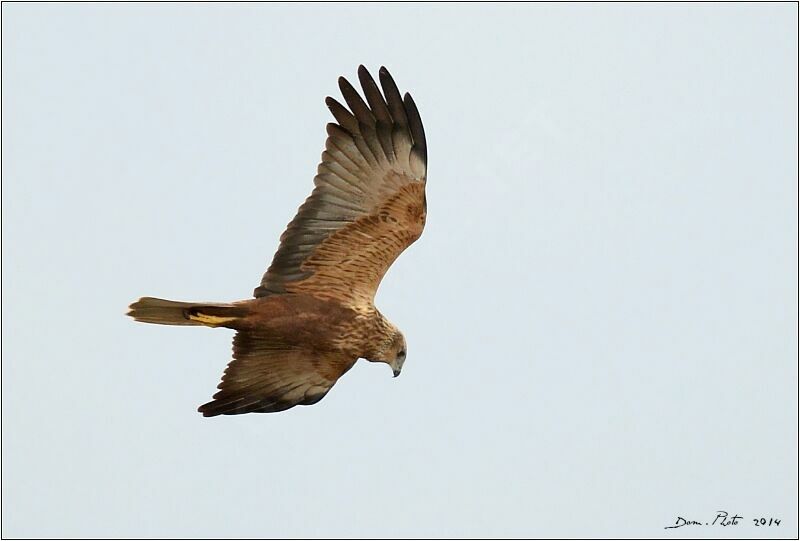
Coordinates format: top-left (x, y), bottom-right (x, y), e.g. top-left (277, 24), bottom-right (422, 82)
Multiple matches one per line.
top-left (127, 66), bottom-right (427, 417)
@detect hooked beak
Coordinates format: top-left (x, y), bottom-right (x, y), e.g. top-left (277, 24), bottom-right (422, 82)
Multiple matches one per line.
top-left (390, 352), bottom-right (405, 378)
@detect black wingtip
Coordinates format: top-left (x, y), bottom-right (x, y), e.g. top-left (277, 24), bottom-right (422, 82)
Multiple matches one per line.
top-left (378, 68), bottom-right (407, 126)
top-left (403, 92), bottom-right (427, 163)
top-left (357, 65), bottom-right (375, 85)
top-left (198, 403), bottom-right (218, 417)
top-left (337, 75), bottom-right (357, 98)
top-left (357, 65), bottom-right (375, 91)
top-left (326, 122), bottom-right (347, 137)
top-left (338, 73), bottom-right (375, 126)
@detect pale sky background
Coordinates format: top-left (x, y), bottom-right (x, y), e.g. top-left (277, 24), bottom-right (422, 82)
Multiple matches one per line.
top-left (2, 2), bottom-right (797, 538)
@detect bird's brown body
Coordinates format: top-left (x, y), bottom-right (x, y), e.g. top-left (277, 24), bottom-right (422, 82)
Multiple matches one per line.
top-left (128, 66), bottom-right (426, 416)
top-left (227, 294), bottom-right (396, 361)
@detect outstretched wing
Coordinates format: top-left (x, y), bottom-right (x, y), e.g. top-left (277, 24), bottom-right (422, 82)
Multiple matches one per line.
top-left (198, 331), bottom-right (356, 417)
top-left (254, 65), bottom-right (427, 307)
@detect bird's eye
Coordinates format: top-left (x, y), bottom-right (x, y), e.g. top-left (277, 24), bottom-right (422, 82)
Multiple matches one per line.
top-left (398, 349), bottom-right (407, 360)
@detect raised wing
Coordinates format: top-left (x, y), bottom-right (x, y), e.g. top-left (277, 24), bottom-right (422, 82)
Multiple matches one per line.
top-left (254, 65), bottom-right (427, 306)
top-left (198, 331), bottom-right (356, 416)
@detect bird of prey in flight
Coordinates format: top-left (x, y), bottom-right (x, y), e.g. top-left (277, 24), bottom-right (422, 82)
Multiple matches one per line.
top-left (128, 66), bottom-right (427, 417)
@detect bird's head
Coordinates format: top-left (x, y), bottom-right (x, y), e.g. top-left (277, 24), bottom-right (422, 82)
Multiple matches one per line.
top-left (389, 334), bottom-right (407, 378)
top-left (368, 328), bottom-right (407, 378)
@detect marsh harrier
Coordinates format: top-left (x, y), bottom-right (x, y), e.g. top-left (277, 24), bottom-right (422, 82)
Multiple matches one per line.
top-left (128, 66), bottom-right (426, 416)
